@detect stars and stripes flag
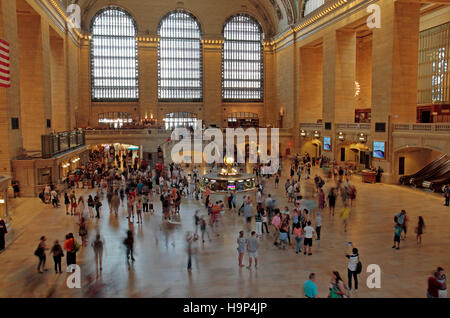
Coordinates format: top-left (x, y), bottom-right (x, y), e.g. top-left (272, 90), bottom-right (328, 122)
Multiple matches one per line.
top-left (0, 38), bottom-right (10, 88)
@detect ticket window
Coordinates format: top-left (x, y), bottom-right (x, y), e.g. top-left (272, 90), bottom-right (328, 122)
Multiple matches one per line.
top-left (38, 168), bottom-right (52, 185)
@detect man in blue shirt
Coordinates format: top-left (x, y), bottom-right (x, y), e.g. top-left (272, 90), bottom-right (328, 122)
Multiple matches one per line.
top-left (303, 273), bottom-right (319, 298)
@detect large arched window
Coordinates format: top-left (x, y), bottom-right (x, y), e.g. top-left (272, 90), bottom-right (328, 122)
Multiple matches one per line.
top-left (158, 10), bottom-right (202, 102)
top-left (90, 7), bottom-right (139, 101)
top-left (222, 14), bottom-right (263, 102)
top-left (303, 0), bottom-right (325, 17)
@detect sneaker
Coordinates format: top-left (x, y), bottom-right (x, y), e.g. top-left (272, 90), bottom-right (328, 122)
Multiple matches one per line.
top-left (246, 266), bottom-right (251, 270)
top-left (308, 253), bottom-right (312, 256)
top-left (396, 247), bottom-right (400, 250)
top-left (392, 246), bottom-right (396, 248)
top-left (296, 251), bottom-right (298, 254)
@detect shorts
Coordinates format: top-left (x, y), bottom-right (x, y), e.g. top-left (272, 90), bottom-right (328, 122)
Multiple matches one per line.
top-left (394, 235), bottom-right (400, 243)
top-left (71, 203), bottom-right (77, 208)
top-left (248, 251), bottom-right (258, 258)
top-left (304, 238), bottom-right (313, 246)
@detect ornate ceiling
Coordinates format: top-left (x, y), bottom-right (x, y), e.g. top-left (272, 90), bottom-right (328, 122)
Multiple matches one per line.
top-left (63, 0), bottom-right (305, 37)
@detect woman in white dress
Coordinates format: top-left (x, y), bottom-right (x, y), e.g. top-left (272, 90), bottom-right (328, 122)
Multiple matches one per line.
top-left (77, 196), bottom-right (86, 219)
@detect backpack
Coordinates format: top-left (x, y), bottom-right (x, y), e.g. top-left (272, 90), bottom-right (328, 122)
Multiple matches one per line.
top-left (356, 260), bottom-right (362, 274)
top-left (34, 246), bottom-right (42, 257)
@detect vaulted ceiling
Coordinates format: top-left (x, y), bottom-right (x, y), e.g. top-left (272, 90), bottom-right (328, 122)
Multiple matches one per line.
top-left (64, 0), bottom-right (304, 37)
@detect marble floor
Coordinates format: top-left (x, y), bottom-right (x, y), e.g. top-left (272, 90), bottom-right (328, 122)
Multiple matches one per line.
top-left (0, 163), bottom-right (448, 298)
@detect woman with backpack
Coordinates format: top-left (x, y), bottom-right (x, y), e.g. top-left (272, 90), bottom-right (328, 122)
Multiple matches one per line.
top-left (346, 247), bottom-right (361, 294)
top-left (49, 240), bottom-right (64, 274)
top-left (35, 236), bottom-right (48, 273)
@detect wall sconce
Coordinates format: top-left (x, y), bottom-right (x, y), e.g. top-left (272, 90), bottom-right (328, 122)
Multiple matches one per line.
top-left (358, 133), bottom-right (366, 143)
top-left (338, 132), bottom-right (345, 141)
top-left (300, 129), bottom-right (307, 137)
top-left (279, 108), bottom-right (285, 116)
top-left (313, 130), bottom-right (320, 138)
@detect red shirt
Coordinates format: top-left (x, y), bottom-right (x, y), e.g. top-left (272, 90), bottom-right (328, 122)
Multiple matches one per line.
top-left (428, 277), bottom-right (443, 297)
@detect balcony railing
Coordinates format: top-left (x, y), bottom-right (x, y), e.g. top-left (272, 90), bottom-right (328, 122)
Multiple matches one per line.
top-left (41, 130), bottom-right (85, 159)
top-left (299, 123), bottom-right (323, 130)
top-left (336, 123), bottom-right (371, 130)
top-left (393, 123), bottom-right (450, 133)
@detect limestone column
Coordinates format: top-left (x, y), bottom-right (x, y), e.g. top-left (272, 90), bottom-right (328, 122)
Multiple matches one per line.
top-left (299, 46), bottom-right (323, 122)
top-left (78, 37), bottom-right (90, 127)
top-left (322, 32), bottom-right (337, 159)
top-left (335, 30), bottom-right (356, 123)
top-left (263, 42), bottom-right (276, 127)
top-left (17, 8), bottom-right (50, 152)
top-left (138, 36), bottom-right (159, 123)
top-left (202, 37), bottom-right (224, 127)
top-left (0, 0), bottom-right (23, 174)
top-left (371, 0), bottom-right (420, 180)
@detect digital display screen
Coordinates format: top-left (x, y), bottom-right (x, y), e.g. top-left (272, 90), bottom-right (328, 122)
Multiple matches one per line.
top-left (323, 136), bottom-right (331, 151)
top-left (227, 184), bottom-right (236, 190)
top-left (373, 141), bottom-right (385, 159)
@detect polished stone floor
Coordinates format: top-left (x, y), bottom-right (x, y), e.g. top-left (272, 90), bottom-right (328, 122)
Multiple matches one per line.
top-left (0, 163), bottom-right (448, 298)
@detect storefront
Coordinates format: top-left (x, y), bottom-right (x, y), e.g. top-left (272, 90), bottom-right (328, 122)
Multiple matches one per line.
top-left (12, 146), bottom-right (89, 197)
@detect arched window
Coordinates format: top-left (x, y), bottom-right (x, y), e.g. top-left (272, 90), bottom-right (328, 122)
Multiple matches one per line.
top-left (90, 7), bottom-right (139, 101)
top-left (158, 11), bottom-right (202, 101)
top-left (303, 0), bottom-right (325, 17)
top-left (164, 112), bottom-right (198, 130)
top-left (222, 14), bottom-right (263, 102)
top-left (227, 112), bottom-right (259, 128)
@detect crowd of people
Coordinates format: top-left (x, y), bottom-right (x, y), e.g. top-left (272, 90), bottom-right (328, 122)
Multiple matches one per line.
top-left (30, 147), bottom-right (446, 298)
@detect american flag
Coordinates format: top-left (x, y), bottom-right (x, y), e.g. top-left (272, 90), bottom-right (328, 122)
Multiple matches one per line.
top-left (0, 38), bottom-right (10, 88)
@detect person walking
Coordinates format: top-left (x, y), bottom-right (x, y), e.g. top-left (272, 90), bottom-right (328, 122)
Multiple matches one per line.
top-left (111, 191), bottom-right (120, 216)
top-left (78, 217), bottom-right (88, 246)
top-left (271, 211), bottom-right (281, 246)
top-left (199, 217), bottom-right (210, 243)
top-left (293, 222), bottom-right (303, 254)
top-left (246, 231), bottom-right (259, 270)
top-left (303, 221), bottom-right (316, 255)
top-left (328, 188), bottom-right (336, 216)
top-left (35, 236), bottom-right (48, 273)
top-left (341, 205), bottom-right (351, 232)
top-left (303, 273), bottom-right (319, 298)
top-left (315, 211), bottom-right (322, 241)
top-left (328, 271), bottom-right (346, 298)
top-left (255, 209), bottom-right (263, 238)
top-left (87, 195), bottom-right (95, 218)
top-left (64, 233), bottom-right (79, 272)
top-left (77, 196), bottom-right (86, 219)
top-left (393, 222), bottom-right (402, 250)
top-left (416, 216), bottom-right (425, 247)
top-left (49, 240), bottom-right (64, 274)
top-left (428, 270), bottom-right (446, 298)
top-left (124, 230), bottom-right (135, 266)
top-left (92, 234), bottom-right (104, 274)
top-left (70, 191), bottom-right (77, 216)
top-left (64, 192), bottom-right (70, 215)
top-left (136, 197), bottom-right (143, 224)
top-left (94, 197), bottom-right (102, 218)
top-left (261, 210), bottom-right (269, 234)
top-left (346, 247), bottom-right (360, 293)
top-left (237, 230), bottom-right (246, 267)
